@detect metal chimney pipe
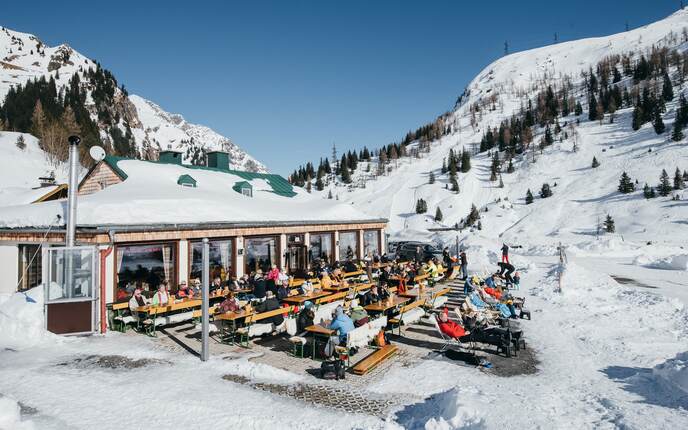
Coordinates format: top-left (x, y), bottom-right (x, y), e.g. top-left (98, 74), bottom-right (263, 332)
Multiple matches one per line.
top-left (66, 135), bottom-right (81, 247)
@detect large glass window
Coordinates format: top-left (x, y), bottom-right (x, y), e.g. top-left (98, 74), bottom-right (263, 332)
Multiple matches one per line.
top-left (338, 231), bottom-right (358, 261)
top-left (244, 236), bottom-right (278, 274)
top-left (18, 244), bottom-right (42, 291)
top-left (309, 233), bottom-right (333, 264)
top-left (363, 230), bottom-right (380, 258)
top-left (116, 243), bottom-right (176, 296)
top-left (190, 239), bottom-right (234, 283)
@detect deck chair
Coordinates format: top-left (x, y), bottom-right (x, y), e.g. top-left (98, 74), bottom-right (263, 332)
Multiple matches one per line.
top-left (431, 314), bottom-right (466, 353)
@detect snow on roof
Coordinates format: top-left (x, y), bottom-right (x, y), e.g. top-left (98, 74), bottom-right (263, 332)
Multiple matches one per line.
top-left (0, 158), bottom-right (384, 229)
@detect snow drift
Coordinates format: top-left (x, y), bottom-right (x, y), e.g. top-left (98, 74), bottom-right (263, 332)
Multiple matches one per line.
top-left (0, 286), bottom-right (57, 350)
top-left (633, 254), bottom-right (688, 271)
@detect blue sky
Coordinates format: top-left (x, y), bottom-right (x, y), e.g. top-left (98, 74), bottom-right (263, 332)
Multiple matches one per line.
top-left (3, 1), bottom-right (681, 174)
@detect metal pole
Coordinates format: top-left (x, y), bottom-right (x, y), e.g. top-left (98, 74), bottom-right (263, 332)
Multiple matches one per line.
top-left (66, 136), bottom-right (81, 247)
top-left (201, 238), bottom-right (210, 361)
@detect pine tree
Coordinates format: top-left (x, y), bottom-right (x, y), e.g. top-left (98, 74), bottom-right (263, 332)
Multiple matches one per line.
top-left (617, 172), bottom-right (634, 193)
top-left (575, 101), bottom-right (583, 116)
top-left (434, 207), bottom-right (443, 222)
top-left (588, 94), bottom-right (598, 121)
top-left (441, 158), bottom-right (447, 174)
top-left (653, 108), bottom-right (665, 134)
top-left (544, 126), bottom-right (553, 145)
top-left (315, 176), bottom-right (324, 191)
top-left (466, 204), bottom-right (480, 226)
top-left (643, 183), bottom-right (656, 199)
top-left (30, 100), bottom-right (47, 138)
top-left (603, 214), bottom-right (615, 233)
top-left (498, 175), bottom-right (504, 188)
top-left (631, 105), bottom-right (643, 131)
top-left (451, 177), bottom-right (460, 193)
top-left (658, 169), bottom-right (672, 196)
top-left (15, 135), bottom-right (26, 150)
top-left (525, 189), bottom-right (534, 204)
top-left (429, 171), bottom-right (435, 184)
top-left (306, 181), bottom-right (312, 193)
top-left (415, 198), bottom-right (427, 214)
top-left (662, 71), bottom-right (674, 102)
top-left (327, 190), bottom-right (333, 199)
top-left (674, 167), bottom-right (685, 190)
top-left (540, 183), bottom-right (553, 198)
top-left (592, 156), bottom-right (600, 168)
top-left (506, 158), bottom-right (514, 173)
top-left (460, 150), bottom-right (471, 172)
top-left (672, 123), bottom-right (685, 141)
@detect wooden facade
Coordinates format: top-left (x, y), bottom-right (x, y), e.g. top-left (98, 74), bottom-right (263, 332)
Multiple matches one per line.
top-left (78, 162), bottom-right (123, 196)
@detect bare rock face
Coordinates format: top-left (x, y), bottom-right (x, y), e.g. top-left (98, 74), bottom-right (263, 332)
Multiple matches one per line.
top-left (47, 44), bottom-right (74, 72)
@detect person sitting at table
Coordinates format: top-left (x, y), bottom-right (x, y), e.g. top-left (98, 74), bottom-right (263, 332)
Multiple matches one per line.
top-left (218, 291), bottom-right (241, 313)
top-left (128, 287), bottom-right (150, 322)
top-left (331, 267), bottom-right (343, 283)
top-left (427, 259), bottom-right (440, 279)
top-left (190, 279), bottom-right (201, 296)
top-left (252, 271), bottom-right (267, 300)
top-left (210, 277), bottom-right (223, 293)
top-left (320, 271), bottom-right (338, 290)
top-left (300, 279), bottom-right (315, 296)
top-left (437, 307), bottom-right (470, 340)
top-left (116, 287), bottom-right (129, 302)
top-left (362, 284), bottom-right (389, 306)
top-left (296, 301), bottom-right (315, 332)
top-left (255, 291), bottom-right (284, 326)
top-left (350, 305), bottom-right (369, 327)
top-left (378, 265), bottom-right (392, 288)
top-left (151, 283), bottom-right (170, 306)
top-left (343, 259), bottom-right (357, 273)
top-left (176, 280), bottom-right (192, 299)
top-left (277, 279), bottom-right (290, 300)
top-left (328, 306), bottom-right (354, 345)
top-left (266, 264), bottom-right (280, 291)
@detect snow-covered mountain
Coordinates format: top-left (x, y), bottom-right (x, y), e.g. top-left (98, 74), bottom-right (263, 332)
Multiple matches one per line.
top-left (0, 25), bottom-right (266, 179)
top-left (315, 9), bottom-right (688, 249)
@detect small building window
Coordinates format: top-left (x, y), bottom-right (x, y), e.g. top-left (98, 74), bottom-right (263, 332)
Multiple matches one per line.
top-left (241, 187), bottom-right (252, 197)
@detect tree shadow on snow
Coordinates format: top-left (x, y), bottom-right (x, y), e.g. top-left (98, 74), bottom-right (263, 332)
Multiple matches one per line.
top-left (601, 365), bottom-right (688, 410)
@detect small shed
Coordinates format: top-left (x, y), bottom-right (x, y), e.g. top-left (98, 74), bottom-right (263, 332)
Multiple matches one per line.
top-left (232, 180), bottom-right (253, 197)
top-left (177, 174), bottom-right (197, 188)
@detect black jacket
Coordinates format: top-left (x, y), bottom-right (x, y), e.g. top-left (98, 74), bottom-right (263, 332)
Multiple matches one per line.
top-left (296, 308), bottom-right (315, 332)
top-left (253, 278), bottom-right (267, 299)
top-left (256, 297), bottom-right (284, 326)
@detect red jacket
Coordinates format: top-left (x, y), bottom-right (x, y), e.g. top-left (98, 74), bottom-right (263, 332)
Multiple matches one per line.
top-left (438, 318), bottom-right (466, 339)
top-left (484, 287), bottom-right (502, 300)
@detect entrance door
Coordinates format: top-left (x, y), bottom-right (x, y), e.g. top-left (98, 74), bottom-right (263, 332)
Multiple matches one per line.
top-left (286, 245), bottom-right (306, 275)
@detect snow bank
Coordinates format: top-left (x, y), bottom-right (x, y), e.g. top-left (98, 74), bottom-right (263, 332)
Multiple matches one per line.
top-left (652, 351), bottom-right (688, 396)
top-left (394, 388), bottom-right (487, 430)
top-left (0, 396), bottom-right (34, 430)
top-left (0, 286), bottom-right (58, 350)
top-left (633, 254), bottom-right (688, 271)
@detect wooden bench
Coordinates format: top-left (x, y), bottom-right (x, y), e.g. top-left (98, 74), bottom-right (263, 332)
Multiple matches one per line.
top-left (111, 301), bottom-right (133, 332)
top-left (352, 344), bottom-right (399, 375)
top-left (424, 287), bottom-right (451, 310)
top-left (342, 270), bottom-right (365, 279)
top-left (235, 305), bottom-right (295, 346)
top-left (315, 291), bottom-right (348, 305)
top-left (389, 299), bottom-right (427, 334)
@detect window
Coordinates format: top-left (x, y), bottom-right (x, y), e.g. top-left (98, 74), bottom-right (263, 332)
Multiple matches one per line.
top-left (116, 243), bottom-right (176, 297)
top-left (190, 239), bottom-right (234, 283)
top-left (241, 187), bottom-right (252, 197)
top-left (363, 230), bottom-right (380, 257)
top-left (244, 236), bottom-right (278, 274)
top-left (309, 233), bottom-right (333, 264)
top-left (338, 231), bottom-right (358, 261)
top-left (18, 244), bottom-right (42, 291)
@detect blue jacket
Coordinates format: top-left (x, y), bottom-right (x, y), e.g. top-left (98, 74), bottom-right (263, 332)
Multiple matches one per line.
top-left (469, 292), bottom-right (486, 309)
top-left (329, 308), bottom-right (355, 343)
top-left (485, 277), bottom-right (496, 289)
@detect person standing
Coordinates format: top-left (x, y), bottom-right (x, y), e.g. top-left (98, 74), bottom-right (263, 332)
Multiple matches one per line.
top-left (415, 245), bottom-right (423, 264)
top-left (501, 243), bottom-right (509, 264)
top-left (459, 250), bottom-right (468, 280)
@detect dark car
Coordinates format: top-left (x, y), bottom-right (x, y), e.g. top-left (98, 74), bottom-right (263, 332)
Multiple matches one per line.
top-left (395, 242), bottom-right (443, 262)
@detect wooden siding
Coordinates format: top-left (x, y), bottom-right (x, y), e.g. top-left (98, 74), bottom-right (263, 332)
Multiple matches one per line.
top-left (78, 163), bottom-right (122, 196)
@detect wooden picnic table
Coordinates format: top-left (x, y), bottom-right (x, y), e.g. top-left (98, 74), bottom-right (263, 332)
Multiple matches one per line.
top-left (399, 286), bottom-right (450, 299)
top-left (364, 295), bottom-right (410, 313)
top-left (322, 283), bottom-right (349, 292)
top-left (214, 309), bottom-right (255, 321)
top-left (305, 325), bottom-right (335, 360)
top-left (135, 298), bottom-right (202, 315)
top-left (282, 290), bottom-right (332, 304)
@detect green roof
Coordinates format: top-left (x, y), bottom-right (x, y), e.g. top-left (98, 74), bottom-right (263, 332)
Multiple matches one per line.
top-left (177, 174), bottom-right (197, 187)
top-left (102, 155), bottom-right (296, 197)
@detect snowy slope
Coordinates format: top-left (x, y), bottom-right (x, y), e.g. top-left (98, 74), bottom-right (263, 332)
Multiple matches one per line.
top-left (0, 26), bottom-right (266, 172)
top-left (320, 9), bottom-right (688, 249)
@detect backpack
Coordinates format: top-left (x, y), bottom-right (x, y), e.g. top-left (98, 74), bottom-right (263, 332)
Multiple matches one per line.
top-left (320, 359), bottom-right (346, 380)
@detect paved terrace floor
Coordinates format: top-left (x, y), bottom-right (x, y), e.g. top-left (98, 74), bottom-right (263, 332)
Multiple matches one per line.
top-left (123, 279), bottom-right (538, 417)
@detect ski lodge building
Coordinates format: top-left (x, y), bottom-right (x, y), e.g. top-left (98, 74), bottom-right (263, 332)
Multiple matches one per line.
top-left (0, 150), bottom-right (387, 317)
